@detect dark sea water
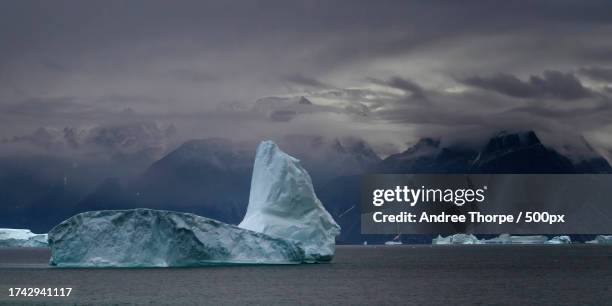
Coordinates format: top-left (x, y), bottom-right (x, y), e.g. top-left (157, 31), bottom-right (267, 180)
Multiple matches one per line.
top-left (0, 245), bottom-right (611, 305)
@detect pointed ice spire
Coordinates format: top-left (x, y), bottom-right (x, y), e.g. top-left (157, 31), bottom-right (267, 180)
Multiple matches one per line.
top-left (239, 140), bottom-right (340, 262)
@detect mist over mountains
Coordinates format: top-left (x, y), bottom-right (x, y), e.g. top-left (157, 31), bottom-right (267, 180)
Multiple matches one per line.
top-left (0, 128), bottom-right (610, 243)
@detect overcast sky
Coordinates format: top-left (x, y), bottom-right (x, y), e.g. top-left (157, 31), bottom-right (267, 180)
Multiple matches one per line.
top-left (2, 1), bottom-right (612, 155)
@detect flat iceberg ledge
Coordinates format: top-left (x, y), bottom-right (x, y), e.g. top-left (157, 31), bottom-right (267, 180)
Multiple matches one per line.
top-left (0, 228), bottom-right (48, 248)
top-left (48, 209), bottom-right (304, 268)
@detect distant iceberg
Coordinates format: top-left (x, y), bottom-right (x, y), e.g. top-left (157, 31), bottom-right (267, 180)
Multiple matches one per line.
top-left (432, 234), bottom-right (480, 245)
top-left (239, 141), bottom-right (340, 262)
top-left (433, 234), bottom-right (559, 245)
top-left (0, 228), bottom-right (48, 248)
top-left (507, 235), bottom-right (549, 244)
top-left (545, 235), bottom-right (571, 244)
top-left (480, 233), bottom-right (512, 244)
top-left (483, 234), bottom-right (549, 245)
top-left (384, 240), bottom-right (403, 245)
top-left (586, 235), bottom-right (612, 244)
top-left (48, 140), bottom-right (339, 267)
top-left (48, 209), bottom-right (304, 267)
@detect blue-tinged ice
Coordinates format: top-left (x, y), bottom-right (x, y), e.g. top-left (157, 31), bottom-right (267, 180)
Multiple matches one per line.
top-left (586, 235), bottom-right (612, 244)
top-left (48, 209), bottom-right (304, 267)
top-left (507, 235), bottom-right (549, 244)
top-left (545, 235), bottom-right (571, 244)
top-left (480, 233), bottom-right (512, 244)
top-left (384, 240), bottom-right (403, 245)
top-left (432, 234), bottom-right (481, 245)
top-left (239, 141), bottom-right (340, 262)
top-left (0, 228), bottom-right (48, 248)
top-left (433, 234), bottom-right (557, 245)
top-left (481, 234), bottom-right (549, 244)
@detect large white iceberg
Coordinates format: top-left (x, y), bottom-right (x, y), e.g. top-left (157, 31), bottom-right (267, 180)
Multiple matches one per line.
top-left (0, 228), bottom-right (48, 248)
top-left (586, 235), bottom-right (612, 244)
top-left (48, 140), bottom-right (339, 267)
top-left (432, 234), bottom-right (480, 245)
top-left (48, 209), bottom-right (304, 267)
top-left (239, 141), bottom-right (340, 262)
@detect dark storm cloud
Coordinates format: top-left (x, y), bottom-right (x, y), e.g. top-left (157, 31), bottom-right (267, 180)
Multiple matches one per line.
top-left (283, 74), bottom-right (331, 89)
top-left (1, 97), bottom-right (91, 116)
top-left (462, 71), bottom-right (592, 100)
top-left (1, 0), bottom-right (612, 154)
top-left (579, 67), bottom-right (612, 82)
top-left (371, 77), bottom-right (427, 100)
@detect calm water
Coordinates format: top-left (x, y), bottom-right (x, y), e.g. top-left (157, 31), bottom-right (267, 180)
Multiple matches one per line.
top-left (0, 245), bottom-right (611, 305)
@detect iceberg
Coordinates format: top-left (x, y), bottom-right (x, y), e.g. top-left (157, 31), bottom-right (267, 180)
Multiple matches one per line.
top-left (481, 233), bottom-right (512, 244)
top-left (508, 235), bottom-right (548, 244)
top-left (384, 241), bottom-right (403, 245)
top-left (545, 235), bottom-right (571, 244)
top-left (432, 234), bottom-right (480, 245)
top-left (434, 234), bottom-right (570, 245)
top-left (48, 209), bottom-right (304, 267)
top-left (48, 140), bottom-right (339, 267)
top-left (586, 235), bottom-right (612, 244)
top-left (432, 235), bottom-right (451, 245)
top-left (239, 141), bottom-right (340, 262)
top-left (0, 228), bottom-right (48, 248)
top-left (481, 234), bottom-right (548, 244)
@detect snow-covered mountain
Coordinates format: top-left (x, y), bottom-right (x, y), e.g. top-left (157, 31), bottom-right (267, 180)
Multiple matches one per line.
top-left (379, 131), bottom-right (611, 174)
top-left (278, 134), bottom-right (381, 183)
top-left (378, 138), bottom-right (476, 173)
top-left (471, 131), bottom-right (575, 173)
top-left (3, 122), bottom-right (176, 162)
top-left (326, 130), bottom-right (612, 243)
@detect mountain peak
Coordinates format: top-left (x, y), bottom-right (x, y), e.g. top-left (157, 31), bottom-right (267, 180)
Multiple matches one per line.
top-left (400, 137), bottom-right (441, 157)
top-left (297, 96), bottom-right (312, 105)
top-left (487, 130), bottom-right (541, 150)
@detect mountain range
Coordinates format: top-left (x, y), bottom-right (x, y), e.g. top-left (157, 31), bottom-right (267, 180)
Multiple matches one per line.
top-left (0, 130), bottom-right (610, 243)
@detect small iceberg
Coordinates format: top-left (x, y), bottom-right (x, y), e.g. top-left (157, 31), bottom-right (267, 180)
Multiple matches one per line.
top-left (48, 209), bottom-right (304, 267)
top-left (384, 234), bottom-right (403, 245)
top-left (586, 235), bottom-right (612, 244)
top-left (384, 241), bottom-right (402, 245)
top-left (481, 234), bottom-right (549, 244)
top-left (432, 234), bottom-right (480, 245)
top-left (433, 234), bottom-right (557, 245)
top-left (481, 233), bottom-right (512, 244)
top-left (48, 140), bottom-right (339, 267)
top-left (545, 235), bottom-right (571, 244)
top-left (508, 235), bottom-right (549, 244)
top-left (0, 228), bottom-right (48, 248)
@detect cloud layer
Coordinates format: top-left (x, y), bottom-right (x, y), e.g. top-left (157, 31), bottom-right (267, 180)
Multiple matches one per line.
top-left (1, 0), bottom-right (612, 156)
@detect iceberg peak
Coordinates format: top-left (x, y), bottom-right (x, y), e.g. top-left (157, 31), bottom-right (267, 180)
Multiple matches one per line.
top-left (239, 140), bottom-right (340, 262)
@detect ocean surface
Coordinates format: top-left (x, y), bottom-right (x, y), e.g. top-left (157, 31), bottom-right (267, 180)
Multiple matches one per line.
top-left (0, 245), bottom-right (611, 305)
